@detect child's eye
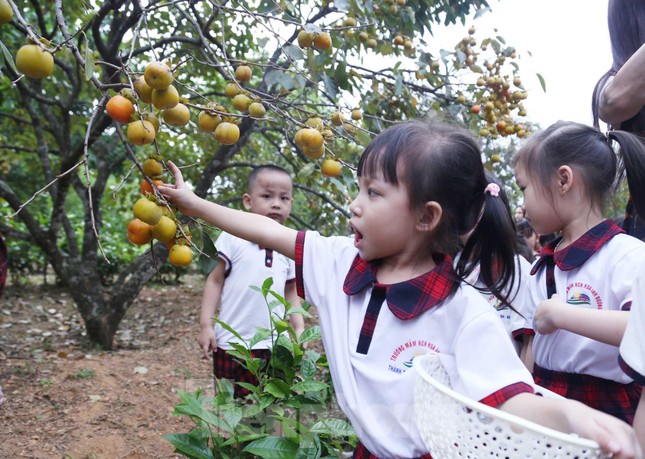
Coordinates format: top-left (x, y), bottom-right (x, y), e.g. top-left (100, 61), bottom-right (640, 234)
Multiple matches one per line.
top-left (281, 196), bottom-right (290, 201)
top-left (367, 188), bottom-right (379, 197)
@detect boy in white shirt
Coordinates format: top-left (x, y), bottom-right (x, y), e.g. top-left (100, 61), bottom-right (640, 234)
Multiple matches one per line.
top-left (199, 165), bottom-right (304, 398)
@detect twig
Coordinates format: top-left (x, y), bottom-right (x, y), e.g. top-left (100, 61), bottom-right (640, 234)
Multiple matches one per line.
top-left (8, 161), bottom-right (85, 220)
top-left (83, 95), bottom-right (110, 263)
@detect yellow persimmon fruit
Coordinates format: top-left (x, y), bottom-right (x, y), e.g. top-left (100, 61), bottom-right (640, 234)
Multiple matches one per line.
top-left (16, 44), bottom-right (54, 79)
top-left (162, 103), bottom-right (190, 127)
top-left (321, 159), bottom-right (342, 177)
top-left (214, 122), bottom-right (240, 145)
top-left (133, 76), bottom-right (153, 103)
top-left (144, 61), bottom-right (173, 90)
top-left (127, 120), bottom-right (156, 146)
top-left (151, 215), bottom-right (177, 243)
top-left (169, 244), bottom-right (193, 266)
top-left (0, 0), bottom-right (13, 25)
top-left (142, 158), bottom-right (163, 177)
top-left (151, 85), bottom-right (179, 110)
top-left (133, 198), bottom-right (162, 226)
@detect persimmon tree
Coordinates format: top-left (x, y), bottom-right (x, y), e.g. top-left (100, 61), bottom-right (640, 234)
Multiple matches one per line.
top-left (0, 0), bottom-right (533, 349)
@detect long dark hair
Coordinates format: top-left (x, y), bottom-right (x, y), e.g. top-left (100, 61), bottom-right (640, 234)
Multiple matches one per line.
top-left (357, 119), bottom-right (517, 304)
top-left (592, 0), bottom-right (645, 132)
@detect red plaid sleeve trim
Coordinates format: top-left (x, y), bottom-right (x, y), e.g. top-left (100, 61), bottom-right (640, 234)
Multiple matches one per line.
top-left (512, 328), bottom-right (535, 339)
top-left (295, 230), bottom-right (306, 299)
top-left (479, 382), bottom-right (534, 407)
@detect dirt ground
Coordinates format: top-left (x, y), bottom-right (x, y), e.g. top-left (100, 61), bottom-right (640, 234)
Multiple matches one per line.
top-left (0, 274), bottom-right (218, 459)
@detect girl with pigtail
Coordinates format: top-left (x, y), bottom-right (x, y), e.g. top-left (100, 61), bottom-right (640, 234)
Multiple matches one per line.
top-left (456, 170), bottom-right (534, 368)
top-left (514, 120), bottom-right (645, 425)
top-left (161, 119), bottom-right (640, 458)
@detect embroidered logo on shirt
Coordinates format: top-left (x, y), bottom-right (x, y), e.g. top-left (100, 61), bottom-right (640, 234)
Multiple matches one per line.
top-left (388, 339), bottom-right (440, 374)
top-left (565, 282), bottom-right (602, 309)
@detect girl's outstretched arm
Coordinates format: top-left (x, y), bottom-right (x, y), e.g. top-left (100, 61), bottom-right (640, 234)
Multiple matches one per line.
top-left (534, 294), bottom-right (628, 346)
top-left (501, 393), bottom-right (642, 458)
top-left (158, 161), bottom-right (298, 260)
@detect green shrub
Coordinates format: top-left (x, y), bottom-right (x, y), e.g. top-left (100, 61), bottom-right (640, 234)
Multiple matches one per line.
top-left (164, 278), bottom-right (356, 458)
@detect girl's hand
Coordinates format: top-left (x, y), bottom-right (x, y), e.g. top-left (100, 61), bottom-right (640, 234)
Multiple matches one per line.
top-left (158, 161), bottom-right (199, 217)
top-left (534, 294), bottom-right (569, 334)
top-left (565, 400), bottom-right (643, 459)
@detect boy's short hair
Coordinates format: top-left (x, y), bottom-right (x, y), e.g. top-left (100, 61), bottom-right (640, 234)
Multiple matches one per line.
top-left (246, 165), bottom-right (292, 192)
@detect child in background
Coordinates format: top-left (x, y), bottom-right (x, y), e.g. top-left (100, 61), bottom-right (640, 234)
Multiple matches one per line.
top-left (516, 218), bottom-right (539, 262)
top-left (514, 121), bottom-right (645, 424)
top-left (620, 272), bottom-right (645, 449)
top-left (457, 171), bottom-right (533, 368)
top-left (199, 165), bottom-right (304, 399)
top-left (162, 120), bottom-right (640, 459)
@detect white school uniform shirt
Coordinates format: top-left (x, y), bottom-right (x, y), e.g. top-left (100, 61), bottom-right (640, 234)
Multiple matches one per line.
top-left (528, 220), bottom-right (645, 382)
top-left (295, 230), bottom-right (534, 459)
top-left (461, 254), bottom-right (533, 355)
top-left (214, 231), bottom-right (295, 350)
top-left (619, 272), bottom-right (645, 385)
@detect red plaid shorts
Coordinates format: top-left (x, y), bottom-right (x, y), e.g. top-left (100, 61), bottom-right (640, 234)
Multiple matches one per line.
top-left (212, 348), bottom-right (271, 399)
top-left (353, 441), bottom-right (432, 459)
top-left (534, 364), bottom-right (642, 424)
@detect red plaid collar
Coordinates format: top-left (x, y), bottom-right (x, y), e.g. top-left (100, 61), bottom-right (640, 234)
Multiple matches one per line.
top-left (531, 219), bottom-right (624, 275)
top-left (343, 253), bottom-right (458, 320)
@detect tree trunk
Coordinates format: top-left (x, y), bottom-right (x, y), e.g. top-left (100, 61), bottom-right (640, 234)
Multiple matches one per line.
top-left (63, 243), bottom-right (169, 350)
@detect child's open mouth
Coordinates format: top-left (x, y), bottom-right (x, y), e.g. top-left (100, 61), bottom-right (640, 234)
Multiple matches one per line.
top-left (353, 228), bottom-right (363, 245)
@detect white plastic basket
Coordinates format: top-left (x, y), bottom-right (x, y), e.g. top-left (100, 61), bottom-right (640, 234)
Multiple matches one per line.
top-left (413, 353), bottom-right (611, 458)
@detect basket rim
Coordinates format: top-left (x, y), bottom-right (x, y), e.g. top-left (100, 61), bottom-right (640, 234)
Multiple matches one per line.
top-left (413, 353), bottom-right (602, 450)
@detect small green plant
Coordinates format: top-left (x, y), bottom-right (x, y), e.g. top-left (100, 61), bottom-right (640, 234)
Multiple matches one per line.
top-left (164, 277), bottom-right (356, 458)
top-left (39, 378), bottom-right (53, 387)
top-left (75, 368), bottom-right (95, 379)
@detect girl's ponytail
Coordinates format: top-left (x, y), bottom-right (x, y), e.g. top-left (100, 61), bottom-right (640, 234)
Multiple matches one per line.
top-left (609, 130), bottom-right (645, 217)
top-left (456, 172), bottom-right (518, 307)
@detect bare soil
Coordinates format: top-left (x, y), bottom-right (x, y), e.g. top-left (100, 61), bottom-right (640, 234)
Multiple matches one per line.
top-left (0, 275), bottom-right (213, 459)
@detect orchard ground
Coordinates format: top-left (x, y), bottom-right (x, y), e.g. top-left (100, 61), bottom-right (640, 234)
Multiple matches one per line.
top-left (0, 272), bottom-right (304, 459)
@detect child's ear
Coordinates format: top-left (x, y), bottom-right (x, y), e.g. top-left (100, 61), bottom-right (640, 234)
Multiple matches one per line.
top-left (417, 201), bottom-right (442, 232)
top-left (242, 193), bottom-right (252, 210)
top-left (557, 165), bottom-right (574, 195)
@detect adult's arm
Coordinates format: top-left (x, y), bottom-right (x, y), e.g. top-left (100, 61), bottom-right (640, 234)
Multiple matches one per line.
top-left (599, 44), bottom-right (645, 127)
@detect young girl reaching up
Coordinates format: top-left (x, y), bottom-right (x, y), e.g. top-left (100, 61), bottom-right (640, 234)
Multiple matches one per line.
top-left (160, 119), bottom-right (640, 459)
top-left (513, 120), bottom-right (645, 425)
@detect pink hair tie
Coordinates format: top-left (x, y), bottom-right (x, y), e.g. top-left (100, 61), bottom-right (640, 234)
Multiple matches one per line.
top-left (484, 183), bottom-right (500, 197)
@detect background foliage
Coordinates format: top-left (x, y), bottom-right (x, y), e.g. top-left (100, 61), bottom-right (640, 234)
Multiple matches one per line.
top-left (1, 0), bottom-right (533, 348)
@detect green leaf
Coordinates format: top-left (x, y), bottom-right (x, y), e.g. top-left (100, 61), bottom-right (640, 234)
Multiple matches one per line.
top-left (299, 357), bottom-right (317, 380)
top-left (296, 433), bottom-right (322, 459)
top-left (243, 436), bottom-right (299, 459)
top-left (261, 276), bottom-right (274, 297)
top-left (172, 390), bottom-right (230, 432)
top-left (321, 74), bottom-right (337, 100)
top-left (536, 73), bottom-right (547, 92)
top-left (283, 44), bottom-right (305, 61)
top-left (291, 380), bottom-right (329, 392)
top-left (198, 231), bottom-right (219, 275)
top-left (215, 319), bottom-right (245, 343)
top-left (84, 41), bottom-right (95, 81)
top-left (249, 328), bottom-right (272, 348)
top-left (310, 418), bottom-right (355, 437)
top-left (0, 39), bottom-right (16, 74)
top-left (299, 326), bottom-right (321, 344)
top-left (162, 432), bottom-right (215, 459)
top-left (265, 379), bottom-right (291, 397)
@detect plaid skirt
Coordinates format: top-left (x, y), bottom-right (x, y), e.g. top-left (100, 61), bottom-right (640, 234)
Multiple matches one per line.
top-left (352, 441), bottom-right (432, 459)
top-left (533, 364), bottom-right (642, 424)
top-left (212, 348), bottom-right (271, 399)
